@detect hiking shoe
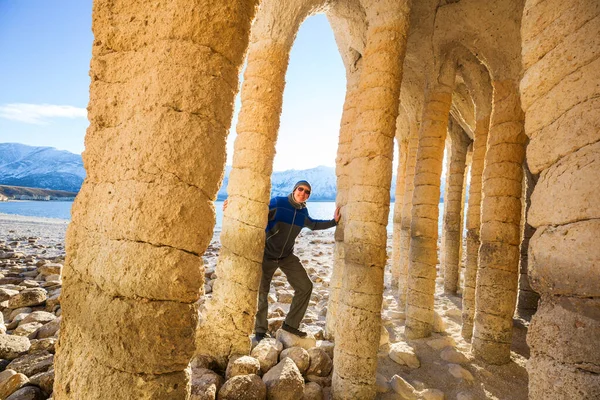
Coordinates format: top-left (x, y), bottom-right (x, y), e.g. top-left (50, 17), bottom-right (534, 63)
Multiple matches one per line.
top-left (281, 323), bottom-right (307, 337)
top-left (254, 332), bottom-right (268, 342)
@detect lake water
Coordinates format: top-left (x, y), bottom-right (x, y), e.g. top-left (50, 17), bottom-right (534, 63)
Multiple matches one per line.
top-left (0, 200), bottom-right (445, 233)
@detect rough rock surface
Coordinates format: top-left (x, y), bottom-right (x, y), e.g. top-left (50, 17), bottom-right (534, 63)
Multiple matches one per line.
top-left (262, 358), bottom-right (304, 400)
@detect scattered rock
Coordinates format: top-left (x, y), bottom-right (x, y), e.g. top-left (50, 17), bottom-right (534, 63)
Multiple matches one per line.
top-left (306, 348), bottom-right (332, 377)
top-left (388, 342), bottom-right (420, 369)
top-left (448, 364), bottom-right (474, 383)
top-left (6, 351), bottom-right (54, 377)
top-left (5, 385), bottom-right (46, 400)
top-left (276, 329), bottom-right (316, 350)
top-left (20, 312), bottom-right (55, 326)
top-left (251, 338), bottom-right (283, 374)
top-left (303, 381), bottom-right (323, 400)
top-left (420, 388), bottom-right (445, 400)
top-left (0, 335), bottom-right (30, 360)
top-left (440, 347), bottom-right (469, 364)
top-left (218, 374), bottom-right (266, 400)
top-left (375, 373), bottom-right (390, 393)
top-left (191, 368), bottom-right (225, 400)
top-left (8, 289), bottom-right (47, 309)
top-left (279, 347), bottom-right (310, 375)
top-left (426, 336), bottom-right (456, 350)
top-left (13, 322), bottom-right (42, 339)
top-left (390, 374), bottom-right (417, 399)
top-left (0, 370), bottom-right (29, 399)
top-left (29, 369), bottom-right (54, 395)
top-left (226, 355), bottom-right (261, 379)
top-left (262, 358), bottom-right (304, 400)
top-left (35, 317), bottom-right (61, 339)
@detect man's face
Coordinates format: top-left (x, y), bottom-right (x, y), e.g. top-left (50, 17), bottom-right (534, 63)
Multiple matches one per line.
top-left (294, 185), bottom-right (311, 203)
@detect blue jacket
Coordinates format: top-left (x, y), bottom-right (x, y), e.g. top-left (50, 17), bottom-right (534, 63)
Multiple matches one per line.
top-left (264, 195), bottom-right (337, 260)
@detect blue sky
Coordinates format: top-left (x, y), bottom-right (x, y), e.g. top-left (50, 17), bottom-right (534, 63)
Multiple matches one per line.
top-left (0, 2), bottom-right (355, 172)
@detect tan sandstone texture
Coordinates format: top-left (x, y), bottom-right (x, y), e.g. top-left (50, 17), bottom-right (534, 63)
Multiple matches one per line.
top-left (51, 0), bottom-right (599, 398)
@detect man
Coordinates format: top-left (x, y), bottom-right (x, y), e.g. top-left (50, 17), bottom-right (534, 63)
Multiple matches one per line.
top-left (255, 180), bottom-right (340, 341)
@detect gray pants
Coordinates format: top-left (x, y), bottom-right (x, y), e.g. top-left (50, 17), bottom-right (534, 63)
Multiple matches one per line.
top-left (255, 254), bottom-right (313, 334)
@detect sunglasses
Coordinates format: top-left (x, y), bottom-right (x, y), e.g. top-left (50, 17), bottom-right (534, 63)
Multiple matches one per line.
top-left (296, 187), bottom-right (311, 195)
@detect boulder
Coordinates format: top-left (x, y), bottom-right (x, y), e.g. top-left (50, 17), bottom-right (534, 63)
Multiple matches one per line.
top-left (389, 342), bottom-right (420, 369)
top-left (218, 374), bottom-right (266, 400)
top-left (440, 347), bottom-right (469, 364)
top-left (29, 368), bottom-right (54, 395)
top-left (305, 374), bottom-right (331, 388)
top-left (35, 317), bottom-right (61, 339)
top-left (13, 322), bottom-right (42, 339)
top-left (5, 385), bottom-right (45, 400)
top-left (262, 358), bottom-right (304, 400)
top-left (426, 336), bottom-right (456, 350)
top-left (190, 368), bottom-right (225, 400)
top-left (279, 347), bottom-right (310, 375)
top-left (375, 373), bottom-right (390, 393)
top-left (29, 338), bottom-right (56, 354)
top-left (448, 364), bottom-right (474, 383)
top-left (251, 338), bottom-right (283, 374)
top-left (0, 370), bottom-right (28, 399)
top-left (306, 348), bottom-right (332, 377)
top-left (8, 289), bottom-right (47, 309)
top-left (303, 381), bottom-right (323, 400)
top-left (226, 355), bottom-right (261, 379)
top-left (315, 341), bottom-right (334, 360)
top-left (0, 289), bottom-right (19, 302)
top-left (6, 351), bottom-right (54, 377)
top-left (0, 335), bottom-right (30, 360)
top-left (276, 329), bottom-right (316, 350)
top-left (390, 374), bottom-right (417, 399)
top-left (38, 263), bottom-right (62, 276)
top-left (20, 311), bottom-right (56, 326)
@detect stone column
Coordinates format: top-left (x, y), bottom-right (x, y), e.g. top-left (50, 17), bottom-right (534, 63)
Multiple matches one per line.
top-left (461, 115), bottom-right (489, 341)
top-left (53, 0), bottom-right (258, 398)
top-left (405, 75), bottom-right (455, 339)
top-left (397, 123), bottom-right (419, 308)
top-left (196, 2), bottom-right (305, 366)
top-left (521, 0), bottom-right (600, 397)
top-left (391, 116), bottom-right (410, 287)
top-left (326, 70), bottom-right (361, 340)
top-left (332, 0), bottom-right (411, 397)
top-left (516, 163), bottom-right (539, 316)
top-left (472, 80), bottom-right (526, 364)
top-left (441, 119), bottom-right (470, 294)
top-left (458, 144), bottom-right (473, 294)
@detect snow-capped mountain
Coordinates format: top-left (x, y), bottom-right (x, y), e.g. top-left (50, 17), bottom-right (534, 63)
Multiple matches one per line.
top-left (0, 143), bottom-right (85, 192)
top-left (217, 165), bottom-right (398, 201)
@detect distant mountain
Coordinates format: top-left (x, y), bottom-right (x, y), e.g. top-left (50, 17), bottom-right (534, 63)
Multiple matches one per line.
top-left (217, 165), bottom-right (399, 201)
top-left (0, 143), bottom-right (85, 192)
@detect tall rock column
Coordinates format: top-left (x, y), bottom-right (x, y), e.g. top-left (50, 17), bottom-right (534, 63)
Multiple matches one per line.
top-left (472, 80), bottom-right (526, 364)
top-left (397, 123), bottom-right (419, 308)
top-left (332, 0), bottom-right (411, 397)
top-left (405, 74), bottom-right (455, 339)
top-left (521, 0), bottom-right (600, 397)
top-left (391, 113), bottom-right (410, 287)
top-left (461, 115), bottom-right (489, 341)
top-left (441, 119), bottom-right (470, 294)
top-left (54, 0), bottom-right (258, 398)
top-left (196, 2), bottom-right (306, 366)
top-left (326, 70), bottom-right (361, 339)
top-left (516, 163), bottom-right (539, 316)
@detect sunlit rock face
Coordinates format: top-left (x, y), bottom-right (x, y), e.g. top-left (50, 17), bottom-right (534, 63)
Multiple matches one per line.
top-left (53, 0), bottom-right (599, 398)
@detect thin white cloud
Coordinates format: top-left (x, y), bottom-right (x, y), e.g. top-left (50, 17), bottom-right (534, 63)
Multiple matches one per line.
top-left (0, 103), bottom-right (87, 124)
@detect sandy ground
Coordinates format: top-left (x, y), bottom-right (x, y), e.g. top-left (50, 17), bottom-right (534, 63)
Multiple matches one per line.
top-left (1, 213), bottom-right (529, 399)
